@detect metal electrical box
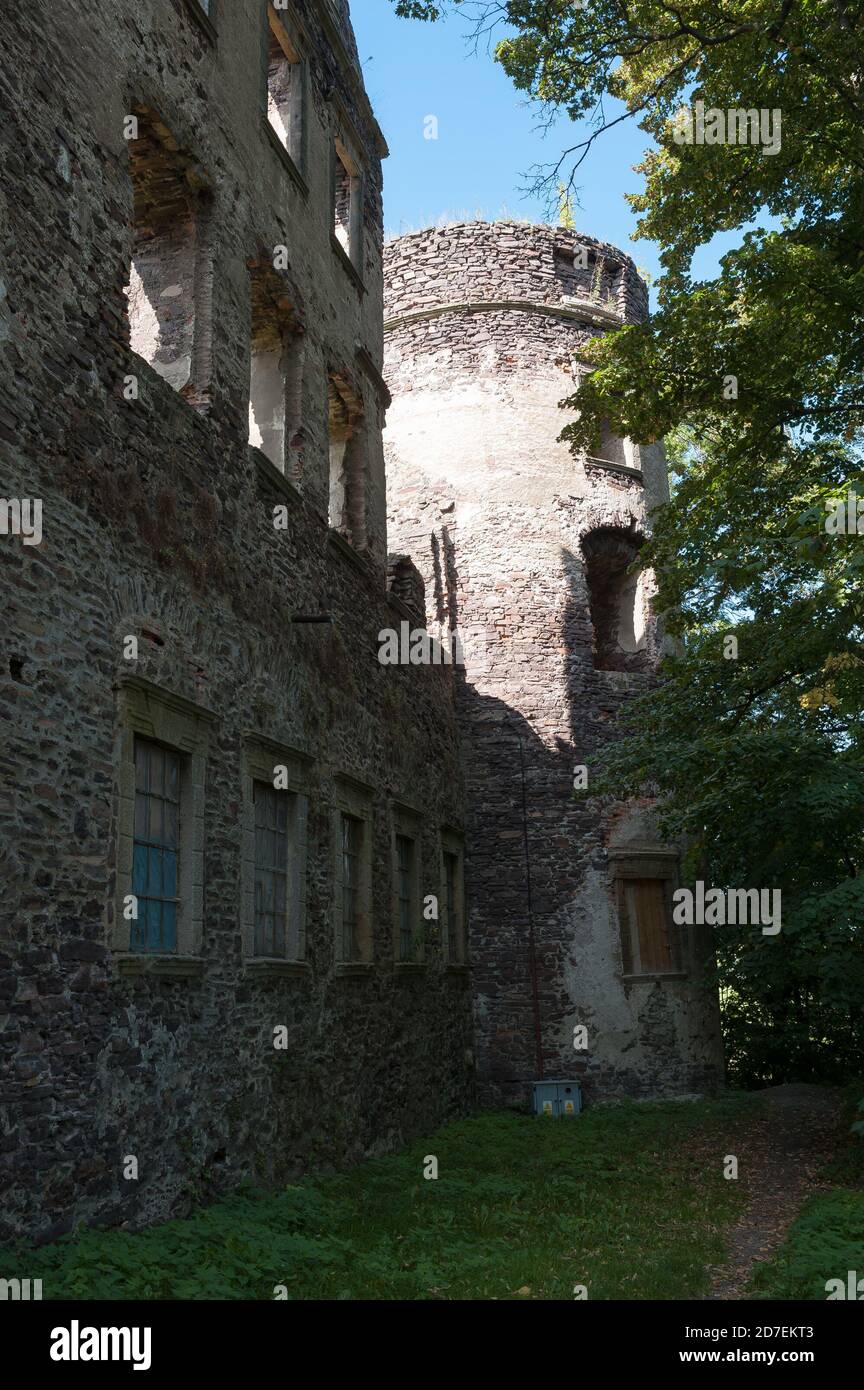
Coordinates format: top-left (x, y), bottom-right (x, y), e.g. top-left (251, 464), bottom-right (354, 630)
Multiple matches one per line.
top-left (533, 1079), bottom-right (582, 1118)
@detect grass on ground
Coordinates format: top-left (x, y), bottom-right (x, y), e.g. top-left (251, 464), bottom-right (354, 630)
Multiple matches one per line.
top-left (8, 1095), bottom-right (760, 1300)
top-left (748, 1084), bottom-right (864, 1300)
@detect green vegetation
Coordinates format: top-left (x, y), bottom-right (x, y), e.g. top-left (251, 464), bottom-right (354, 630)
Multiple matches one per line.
top-left (389, 0), bottom-right (864, 1087)
top-left (749, 1191), bottom-right (864, 1300)
top-left (9, 1100), bottom-right (757, 1301)
top-left (749, 1085), bottom-right (864, 1299)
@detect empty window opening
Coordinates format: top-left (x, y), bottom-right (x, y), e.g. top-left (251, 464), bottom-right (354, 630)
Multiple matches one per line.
top-left (248, 262), bottom-right (302, 473)
top-left (582, 527), bottom-right (649, 672)
top-left (592, 420), bottom-right (629, 470)
top-left (334, 154), bottom-right (351, 252)
top-left (333, 139), bottom-right (362, 267)
top-left (267, 17), bottom-right (303, 165)
top-left (328, 375), bottom-right (365, 545)
top-left (618, 877), bottom-right (680, 975)
top-left (124, 110), bottom-right (210, 398)
top-left (132, 738), bottom-right (181, 953)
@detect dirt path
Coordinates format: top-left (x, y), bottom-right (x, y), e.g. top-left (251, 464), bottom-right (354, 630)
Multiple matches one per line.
top-left (703, 1084), bottom-right (843, 1300)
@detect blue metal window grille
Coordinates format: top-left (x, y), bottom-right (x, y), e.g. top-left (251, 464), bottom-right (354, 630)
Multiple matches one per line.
top-left (254, 782), bottom-right (289, 957)
top-left (341, 813), bottom-right (361, 959)
top-left (444, 851), bottom-right (459, 961)
top-left (132, 739), bottom-right (181, 952)
top-left (396, 834), bottom-right (415, 961)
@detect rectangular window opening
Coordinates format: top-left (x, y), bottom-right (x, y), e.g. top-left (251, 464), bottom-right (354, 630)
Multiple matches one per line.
top-left (620, 877), bottom-right (678, 975)
top-left (132, 738), bottom-right (182, 953)
top-left (328, 376), bottom-right (365, 544)
top-left (248, 264), bottom-right (301, 472)
top-left (253, 782), bottom-right (290, 958)
top-left (267, 18), bottom-right (303, 167)
top-left (396, 833), bottom-right (417, 961)
top-left (334, 152), bottom-right (352, 255)
top-left (341, 812), bottom-right (363, 961)
top-left (444, 850), bottom-right (459, 961)
top-left (124, 110), bottom-right (210, 399)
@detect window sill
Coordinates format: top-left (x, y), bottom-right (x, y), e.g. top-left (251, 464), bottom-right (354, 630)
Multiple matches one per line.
top-left (584, 456), bottom-right (643, 483)
top-left (180, 0), bottom-right (217, 45)
top-left (115, 954), bottom-right (205, 979)
top-left (621, 971), bottom-right (688, 983)
top-left (594, 669), bottom-right (652, 691)
top-left (327, 527), bottom-right (377, 581)
top-left (262, 119), bottom-right (308, 195)
top-left (330, 234), bottom-right (365, 296)
top-left (245, 958), bottom-right (310, 980)
top-left (335, 962), bottom-right (374, 978)
top-left (394, 960), bottom-right (426, 973)
top-left (445, 962), bottom-right (471, 976)
top-left (253, 447), bottom-right (303, 508)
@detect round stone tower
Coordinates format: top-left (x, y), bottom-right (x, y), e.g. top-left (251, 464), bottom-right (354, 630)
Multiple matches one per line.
top-left (383, 221), bottom-right (724, 1105)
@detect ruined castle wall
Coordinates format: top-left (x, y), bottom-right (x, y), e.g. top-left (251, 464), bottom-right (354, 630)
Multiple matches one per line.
top-left (0, 0), bottom-right (473, 1242)
top-left (384, 223), bottom-right (724, 1106)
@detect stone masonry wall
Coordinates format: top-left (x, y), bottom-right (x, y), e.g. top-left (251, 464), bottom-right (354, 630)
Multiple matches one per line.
top-left (383, 223), bottom-right (724, 1107)
top-left (0, 0), bottom-right (473, 1242)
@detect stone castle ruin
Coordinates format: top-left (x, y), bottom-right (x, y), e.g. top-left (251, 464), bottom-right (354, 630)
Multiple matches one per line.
top-left (0, 0), bottom-right (722, 1241)
top-left (383, 222), bottom-right (723, 1104)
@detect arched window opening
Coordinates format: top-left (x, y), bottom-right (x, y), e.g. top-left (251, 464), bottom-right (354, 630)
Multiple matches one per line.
top-left (582, 528), bottom-right (649, 672)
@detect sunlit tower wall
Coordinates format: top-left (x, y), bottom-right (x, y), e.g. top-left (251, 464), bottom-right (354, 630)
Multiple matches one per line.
top-left (383, 222), bottom-right (724, 1104)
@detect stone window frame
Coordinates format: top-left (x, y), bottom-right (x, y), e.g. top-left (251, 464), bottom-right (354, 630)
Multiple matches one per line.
top-left (390, 803), bottom-right (424, 967)
top-left (240, 734), bottom-right (311, 975)
top-left (124, 105), bottom-right (215, 409)
top-left (182, 0), bottom-right (218, 43)
top-left (247, 256), bottom-right (305, 477)
top-left (609, 846), bottom-right (688, 982)
top-left (112, 676), bottom-right (215, 968)
top-left (573, 366), bottom-right (638, 474)
top-left (330, 108), bottom-right (365, 286)
top-left (581, 525), bottom-right (650, 674)
top-left (327, 371), bottom-right (367, 548)
top-left (440, 827), bottom-right (468, 968)
top-left (264, 2), bottom-right (308, 187)
top-left (332, 775), bottom-right (375, 970)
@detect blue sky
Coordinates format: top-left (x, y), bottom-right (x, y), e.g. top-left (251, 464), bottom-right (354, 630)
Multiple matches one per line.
top-left (352, 2), bottom-right (758, 290)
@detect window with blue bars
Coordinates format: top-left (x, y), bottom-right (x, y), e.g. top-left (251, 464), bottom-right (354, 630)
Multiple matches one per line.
top-left (132, 739), bottom-right (181, 952)
top-left (444, 850), bottom-right (459, 962)
top-left (341, 812), bottom-right (361, 960)
top-left (254, 782), bottom-right (289, 957)
top-left (396, 833), bottom-right (415, 961)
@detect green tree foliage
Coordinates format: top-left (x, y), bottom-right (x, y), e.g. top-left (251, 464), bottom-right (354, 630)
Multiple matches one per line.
top-left (391, 1), bottom-right (864, 1083)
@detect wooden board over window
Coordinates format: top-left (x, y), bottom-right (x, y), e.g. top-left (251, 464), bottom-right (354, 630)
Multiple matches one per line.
top-left (610, 847), bottom-right (684, 978)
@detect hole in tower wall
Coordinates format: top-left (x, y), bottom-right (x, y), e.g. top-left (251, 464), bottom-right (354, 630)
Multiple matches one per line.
top-left (582, 528), bottom-right (650, 673)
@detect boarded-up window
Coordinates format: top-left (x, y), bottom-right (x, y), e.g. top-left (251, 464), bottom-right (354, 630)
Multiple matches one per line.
top-left (618, 877), bottom-right (679, 975)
